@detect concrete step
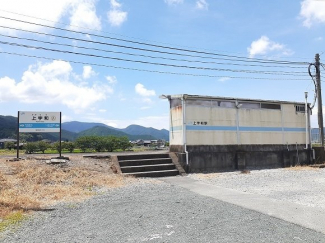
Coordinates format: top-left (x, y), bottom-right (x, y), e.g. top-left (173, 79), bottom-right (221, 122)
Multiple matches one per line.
top-left (118, 153), bottom-right (169, 161)
top-left (119, 158), bottom-right (172, 167)
top-left (120, 164), bottom-right (176, 173)
top-left (123, 169), bottom-right (179, 178)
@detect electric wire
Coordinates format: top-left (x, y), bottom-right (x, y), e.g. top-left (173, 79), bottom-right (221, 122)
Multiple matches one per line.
top-left (0, 33), bottom-right (307, 69)
top-left (308, 63), bottom-right (318, 109)
top-left (0, 9), bottom-right (314, 61)
top-left (0, 24), bottom-right (308, 66)
top-left (0, 51), bottom-right (310, 80)
top-left (0, 40), bottom-right (308, 76)
top-left (0, 16), bottom-right (310, 65)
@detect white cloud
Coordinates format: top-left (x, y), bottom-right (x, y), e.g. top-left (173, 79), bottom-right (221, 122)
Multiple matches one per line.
top-left (218, 77), bottom-right (230, 82)
top-left (0, 0), bottom-right (72, 34)
top-left (247, 36), bottom-right (289, 58)
top-left (62, 115), bottom-right (73, 122)
top-left (0, 0), bottom-right (101, 35)
top-left (164, 0), bottom-right (184, 5)
top-left (300, 0), bottom-right (325, 27)
top-left (92, 115), bottom-right (169, 129)
top-left (69, 0), bottom-right (101, 31)
top-left (106, 75), bottom-right (117, 84)
top-left (129, 115), bottom-right (169, 130)
top-left (99, 109), bottom-right (107, 113)
top-left (107, 0), bottom-right (127, 27)
top-left (110, 0), bottom-right (122, 8)
top-left (196, 0), bottom-right (208, 10)
top-left (0, 60), bottom-right (113, 112)
top-left (135, 83), bottom-right (156, 97)
top-left (142, 98), bottom-right (153, 104)
top-left (82, 65), bottom-right (96, 79)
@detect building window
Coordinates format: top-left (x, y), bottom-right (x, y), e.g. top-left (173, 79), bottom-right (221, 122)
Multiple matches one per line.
top-left (261, 103), bottom-right (281, 110)
top-left (295, 105), bottom-right (305, 113)
top-left (239, 102), bottom-right (260, 109)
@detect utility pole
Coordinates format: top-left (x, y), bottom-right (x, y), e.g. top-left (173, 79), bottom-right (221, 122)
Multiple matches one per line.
top-left (315, 53), bottom-right (324, 147)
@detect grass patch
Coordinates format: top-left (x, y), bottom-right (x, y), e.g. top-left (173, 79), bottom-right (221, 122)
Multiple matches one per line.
top-left (0, 211), bottom-right (26, 232)
top-left (0, 158), bottom-right (136, 231)
top-left (0, 150), bottom-right (21, 156)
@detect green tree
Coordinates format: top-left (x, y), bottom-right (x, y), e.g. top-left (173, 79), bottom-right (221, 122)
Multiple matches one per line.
top-left (103, 136), bottom-right (118, 152)
top-left (92, 136), bottom-right (106, 152)
top-left (19, 133), bottom-right (33, 143)
top-left (5, 142), bottom-right (15, 150)
top-left (118, 136), bottom-right (131, 151)
top-left (64, 142), bottom-right (75, 153)
top-left (37, 141), bottom-right (49, 153)
top-left (25, 142), bottom-right (38, 154)
top-left (75, 136), bottom-right (94, 152)
top-left (52, 142), bottom-right (62, 153)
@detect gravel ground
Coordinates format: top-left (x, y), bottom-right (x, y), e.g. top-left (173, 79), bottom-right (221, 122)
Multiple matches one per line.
top-left (189, 167), bottom-right (325, 210)
top-left (1, 179), bottom-right (325, 243)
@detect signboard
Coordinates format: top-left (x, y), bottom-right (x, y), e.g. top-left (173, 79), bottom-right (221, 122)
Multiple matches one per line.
top-left (19, 111), bottom-right (61, 133)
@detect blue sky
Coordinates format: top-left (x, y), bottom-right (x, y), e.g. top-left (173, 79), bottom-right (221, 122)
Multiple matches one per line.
top-left (0, 0), bottom-right (325, 129)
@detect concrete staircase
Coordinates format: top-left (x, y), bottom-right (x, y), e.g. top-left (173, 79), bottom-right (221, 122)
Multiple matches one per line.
top-left (117, 153), bottom-right (180, 177)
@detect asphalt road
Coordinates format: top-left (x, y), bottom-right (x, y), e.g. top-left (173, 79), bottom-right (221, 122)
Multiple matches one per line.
top-left (2, 179), bottom-right (325, 243)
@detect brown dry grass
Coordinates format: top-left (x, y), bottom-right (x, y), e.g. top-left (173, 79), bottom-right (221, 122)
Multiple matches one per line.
top-left (0, 157), bottom-right (135, 220)
top-left (285, 165), bottom-right (319, 171)
top-left (194, 173), bottom-right (220, 179)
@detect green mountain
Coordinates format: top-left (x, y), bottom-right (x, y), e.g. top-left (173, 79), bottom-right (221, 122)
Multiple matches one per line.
top-left (0, 116), bottom-right (168, 141)
top-left (121, 125), bottom-right (169, 141)
top-left (62, 121), bottom-right (113, 133)
top-left (0, 115), bottom-right (17, 138)
top-left (77, 126), bottom-right (155, 140)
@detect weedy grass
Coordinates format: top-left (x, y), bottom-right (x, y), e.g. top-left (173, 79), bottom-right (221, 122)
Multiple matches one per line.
top-left (0, 211), bottom-right (26, 232)
top-left (0, 158), bottom-right (135, 231)
top-left (0, 150), bottom-right (17, 156)
top-left (285, 165), bottom-right (319, 171)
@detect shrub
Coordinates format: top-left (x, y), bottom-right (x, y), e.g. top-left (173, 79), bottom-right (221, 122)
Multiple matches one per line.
top-left (37, 141), bottom-right (49, 154)
top-left (118, 136), bottom-right (131, 151)
top-left (64, 142), bottom-right (75, 153)
top-left (75, 136), bottom-right (94, 152)
top-left (5, 142), bottom-right (15, 151)
top-left (25, 142), bottom-right (38, 154)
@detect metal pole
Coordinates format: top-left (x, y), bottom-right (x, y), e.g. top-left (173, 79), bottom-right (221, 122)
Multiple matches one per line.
top-left (305, 92), bottom-right (309, 149)
top-left (17, 111), bottom-right (19, 159)
top-left (315, 53), bottom-right (324, 147)
top-left (59, 112), bottom-right (62, 158)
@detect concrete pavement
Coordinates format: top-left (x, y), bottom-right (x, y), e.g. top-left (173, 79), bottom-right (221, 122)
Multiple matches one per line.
top-left (160, 176), bottom-right (325, 235)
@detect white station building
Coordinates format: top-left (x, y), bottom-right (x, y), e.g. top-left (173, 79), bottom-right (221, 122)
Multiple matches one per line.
top-left (163, 94), bottom-right (312, 172)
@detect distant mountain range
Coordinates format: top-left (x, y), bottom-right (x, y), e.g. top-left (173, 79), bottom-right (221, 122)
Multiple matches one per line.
top-left (0, 116), bottom-right (169, 141)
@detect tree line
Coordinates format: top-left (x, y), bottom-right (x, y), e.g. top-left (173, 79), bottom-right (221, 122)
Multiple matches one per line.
top-left (4, 136), bottom-right (131, 154)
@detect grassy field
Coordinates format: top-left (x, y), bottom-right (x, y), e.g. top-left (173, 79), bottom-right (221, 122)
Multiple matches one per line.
top-left (0, 156), bottom-right (137, 232)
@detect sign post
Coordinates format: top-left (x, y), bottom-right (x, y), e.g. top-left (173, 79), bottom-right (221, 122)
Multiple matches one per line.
top-left (17, 111), bottom-right (61, 159)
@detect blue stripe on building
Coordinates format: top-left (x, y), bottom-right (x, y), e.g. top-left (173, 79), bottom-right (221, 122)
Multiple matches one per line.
top-left (187, 125), bottom-right (237, 131)
top-left (170, 125), bottom-right (306, 132)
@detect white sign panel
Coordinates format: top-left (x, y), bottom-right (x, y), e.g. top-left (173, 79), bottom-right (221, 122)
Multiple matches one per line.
top-left (19, 111), bottom-right (61, 133)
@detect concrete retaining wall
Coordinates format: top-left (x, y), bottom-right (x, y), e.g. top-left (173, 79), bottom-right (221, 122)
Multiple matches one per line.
top-left (170, 144), bottom-right (312, 173)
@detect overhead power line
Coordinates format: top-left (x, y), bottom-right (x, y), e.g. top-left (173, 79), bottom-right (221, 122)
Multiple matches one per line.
top-left (0, 40), bottom-right (308, 76)
top-left (0, 24), bottom-right (309, 67)
top-left (0, 33), bottom-right (307, 70)
top-left (0, 9), bottom-right (314, 61)
top-left (0, 16), bottom-right (310, 65)
top-left (0, 51), bottom-right (310, 81)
